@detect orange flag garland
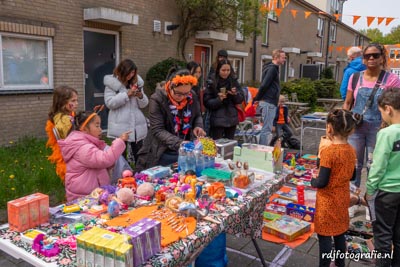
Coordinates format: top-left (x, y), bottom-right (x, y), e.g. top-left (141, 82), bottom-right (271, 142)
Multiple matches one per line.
top-left (290, 9), bottom-right (297, 18)
top-left (275, 8), bottom-right (283, 17)
top-left (304, 11), bottom-right (312, 19)
top-left (377, 17), bottom-right (385, 25)
top-left (386, 17), bottom-right (395, 26)
top-left (366, 16), bottom-right (375, 27)
top-left (353, 15), bottom-right (361, 25)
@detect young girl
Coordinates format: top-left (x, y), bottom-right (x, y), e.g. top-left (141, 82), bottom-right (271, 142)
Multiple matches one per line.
top-left (58, 110), bottom-right (129, 202)
top-left (203, 59), bottom-right (244, 139)
top-left (45, 85), bottom-right (78, 182)
top-left (311, 109), bottom-right (357, 267)
top-left (366, 87), bottom-right (400, 267)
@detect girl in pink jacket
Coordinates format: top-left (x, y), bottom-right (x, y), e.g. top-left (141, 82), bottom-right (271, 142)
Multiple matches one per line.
top-left (59, 109), bottom-right (130, 202)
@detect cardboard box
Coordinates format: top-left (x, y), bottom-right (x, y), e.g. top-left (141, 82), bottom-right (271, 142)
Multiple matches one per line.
top-left (286, 203), bottom-right (315, 222)
top-left (123, 218), bottom-right (161, 267)
top-left (233, 143), bottom-right (283, 173)
top-left (7, 193), bottom-right (49, 232)
top-left (263, 215), bottom-right (311, 241)
top-left (215, 139), bottom-right (238, 160)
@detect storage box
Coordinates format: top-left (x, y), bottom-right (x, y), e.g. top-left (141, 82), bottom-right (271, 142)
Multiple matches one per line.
top-left (215, 139), bottom-right (238, 160)
top-left (123, 218), bottom-right (161, 267)
top-left (263, 215), bottom-right (311, 241)
top-left (286, 203), bottom-right (315, 222)
top-left (233, 143), bottom-right (283, 173)
top-left (7, 193), bottom-right (49, 232)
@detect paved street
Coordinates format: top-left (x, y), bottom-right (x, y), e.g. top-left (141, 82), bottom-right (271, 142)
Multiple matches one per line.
top-left (0, 123), bottom-right (373, 266)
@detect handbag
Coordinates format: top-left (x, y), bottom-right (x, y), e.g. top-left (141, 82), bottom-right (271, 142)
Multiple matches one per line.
top-left (235, 104), bottom-right (246, 122)
top-left (352, 70), bottom-right (386, 127)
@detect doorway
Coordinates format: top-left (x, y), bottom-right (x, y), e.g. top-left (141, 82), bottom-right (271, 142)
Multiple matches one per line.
top-left (194, 45), bottom-right (211, 87)
top-left (83, 29), bottom-right (119, 129)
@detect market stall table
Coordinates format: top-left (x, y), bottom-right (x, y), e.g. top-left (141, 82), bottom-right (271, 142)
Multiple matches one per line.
top-left (317, 98), bottom-right (344, 112)
top-left (0, 170), bottom-right (288, 267)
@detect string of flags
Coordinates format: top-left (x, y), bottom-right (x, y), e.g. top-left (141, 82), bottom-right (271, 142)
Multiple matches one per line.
top-left (260, 1), bottom-right (398, 28)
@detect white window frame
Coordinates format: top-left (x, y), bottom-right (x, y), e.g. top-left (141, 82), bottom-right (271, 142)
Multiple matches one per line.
top-left (227, 51), bottom-right (247, 83)
top-left (330, 23), bottom-right (337, 43)
top-left (0, 32), bottom-right (53, 92)
top-left (389, 48), bottom-right (400, 60)
top-left (260, 55), bottom-right (272, 81)
top-left (317, 18), bottom-right (324, 37)
top-left (391, 68), bottom-right (400, 78)
top-left (267, 0), bottom-right (278, 21)
top-left (261, 15), bottom-right (270, 45)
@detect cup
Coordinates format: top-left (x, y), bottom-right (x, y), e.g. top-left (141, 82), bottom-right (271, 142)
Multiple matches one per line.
top-left (220, 87), bottom-right (226, 94)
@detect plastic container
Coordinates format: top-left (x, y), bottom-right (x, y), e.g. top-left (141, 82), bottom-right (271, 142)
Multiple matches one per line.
top-left (297, 181), bottom-right (305, 205)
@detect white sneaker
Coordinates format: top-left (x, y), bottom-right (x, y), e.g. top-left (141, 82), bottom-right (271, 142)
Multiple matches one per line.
top-left (349, 206), bottom-right (355, 218)
top-left (365, 207), bottom-right (371, 221)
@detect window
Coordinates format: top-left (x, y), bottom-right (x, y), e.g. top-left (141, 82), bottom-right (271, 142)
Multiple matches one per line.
top-left (317, 18), bottom-right (324, 37)
top-left (261, 16), bottom-right (269, 45)
top-left (389, 48), bottom-right (400, 60)
top-left (391, 69), bottom-right (400, 78)
top-left (330, 23), bottom-right (337, 42)
top-left (262, 0), bottom-right (278, 21)
top-left (0, 33), bottom-right (53, 92)
top-left (230, 57), bottom-right (244, 83)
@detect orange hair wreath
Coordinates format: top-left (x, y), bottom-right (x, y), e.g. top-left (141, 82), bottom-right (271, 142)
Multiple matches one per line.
top-left (79, 105), bottom-right (104, 131)
top-left (171, 75), bottom-right (198, 86)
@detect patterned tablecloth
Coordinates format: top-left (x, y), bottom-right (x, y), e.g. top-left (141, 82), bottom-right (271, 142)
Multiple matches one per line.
top-left (0, 172), bottom-right (287, 267)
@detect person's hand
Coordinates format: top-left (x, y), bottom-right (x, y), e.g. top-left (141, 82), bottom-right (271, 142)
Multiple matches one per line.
top-left (218, 92), bottom-right (227, 101)
top-left (119, 131), bottom-right (132, 142)
top-left (228, 87), bottom-right (237, 95)
top-left (193, 127), bottom-right (206, 138)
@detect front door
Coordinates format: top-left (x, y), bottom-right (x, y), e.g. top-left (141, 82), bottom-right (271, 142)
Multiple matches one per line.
top-left (84, 30), bottom-right (118, 129)
top-left (194, 45), bottom-right (211, 87)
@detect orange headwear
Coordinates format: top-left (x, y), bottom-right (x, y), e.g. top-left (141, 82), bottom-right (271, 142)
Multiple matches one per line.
top-left (79, 105), bottom-right (104, 131)
top-left (165, 75), bottom-right (197, 110)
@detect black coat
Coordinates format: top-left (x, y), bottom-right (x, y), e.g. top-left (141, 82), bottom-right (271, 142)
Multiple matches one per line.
top-left (135, 88), bottom-right (203, 171)
top-left (204, 77), bottom-right (244, 128)
top-left (253, 62), bottom-right (280, 106)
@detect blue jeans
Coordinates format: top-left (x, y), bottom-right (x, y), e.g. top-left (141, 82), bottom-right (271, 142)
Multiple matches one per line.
top-left (259, 101), bottom-right (277, 145)
top-left (348, 120), bottom-right (380, 187)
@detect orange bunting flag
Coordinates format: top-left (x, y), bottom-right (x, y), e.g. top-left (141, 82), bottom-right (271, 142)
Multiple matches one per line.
top-left (290, 9), bottom-right (297, 18)
top-left (386, 17), bottom-right (395, 26)
top-left (377, 17), bottom-right (385, 25)
top-left (366, 16), bottom-right (375, 27)
top-left (304, 11), bottom-right (312, 19)
top-left (275, 8), bottom-right (283, 17)
top-left (333, 14), bottom-right (340, 21)
top-left (353, 15), bottom-right (361, 25)
top-left (336, 46), bottom-right (344, 52)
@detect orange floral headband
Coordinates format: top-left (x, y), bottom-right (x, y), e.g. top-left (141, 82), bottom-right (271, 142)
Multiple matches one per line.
top-left (171, 75), bottom-right (198, 87)
top-left (79, 105), bottom-right (104, 131)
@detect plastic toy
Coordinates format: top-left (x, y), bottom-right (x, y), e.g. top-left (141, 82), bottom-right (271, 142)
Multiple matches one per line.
top-left (107, 200), bottom-right (120, 217)
top-left (63, 204), bottom-right (81, 213)
top-left (116, 187), bottom-right (135, 206)
top-left (117, 177), bottom-right (137, 192)
top-left (32, 234), bottom-right (60, 257)
top-left (136, 182), bottom-right (154, 197)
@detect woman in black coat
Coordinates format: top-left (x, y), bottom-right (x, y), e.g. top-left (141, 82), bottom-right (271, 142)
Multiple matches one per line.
top-left (135, 69), bottom-right (205, 171)
top-left (203, 59), bottom-right (244, 140)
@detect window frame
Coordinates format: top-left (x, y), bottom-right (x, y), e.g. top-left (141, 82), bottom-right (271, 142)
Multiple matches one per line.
top-left (267, 0), bottom-right (279, 21)
top-left (317, 17), bottom-right (324, 37)
top-left (0, 32), bottom-right (53, 93)
top-left (330, 23), bottom-right (337, 43)
top-left (389, 48), bottom-right (400, 60)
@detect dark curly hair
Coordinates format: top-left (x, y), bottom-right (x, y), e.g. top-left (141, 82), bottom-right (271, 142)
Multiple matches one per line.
top-left (327, 109), bottom-right (356, 138)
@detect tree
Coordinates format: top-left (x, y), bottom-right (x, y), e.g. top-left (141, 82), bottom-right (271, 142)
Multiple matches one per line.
top-left (359, 28), bottom-right (386, 43)
top-left (386, 25), bottom-right (400, 44)
top-left (175, 0), bottom-right (260, 59)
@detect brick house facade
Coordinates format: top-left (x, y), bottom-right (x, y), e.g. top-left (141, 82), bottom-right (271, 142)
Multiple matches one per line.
top-left (0, 0), bottom-right (368, 145)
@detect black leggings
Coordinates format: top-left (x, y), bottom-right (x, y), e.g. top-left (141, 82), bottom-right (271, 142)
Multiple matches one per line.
top-left (317, 233), bottom-right (346, 267)
top-left (210, 125), bottom-right (237, 140)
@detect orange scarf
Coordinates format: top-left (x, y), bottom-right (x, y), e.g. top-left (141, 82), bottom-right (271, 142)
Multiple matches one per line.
top-left (165, 81), bottom-right (188, 110)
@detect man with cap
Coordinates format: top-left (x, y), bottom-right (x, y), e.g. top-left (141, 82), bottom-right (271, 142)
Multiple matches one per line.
top-left (339, 46), bottom-right (366, 100)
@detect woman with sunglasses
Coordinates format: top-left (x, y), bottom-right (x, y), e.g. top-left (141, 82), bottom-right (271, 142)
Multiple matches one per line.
top-left (343, 44), bottom-right (400, 217)
top-left (204, 59), bottom-right (244, 139)
top-left (135, 69), bottom-right (205, 171)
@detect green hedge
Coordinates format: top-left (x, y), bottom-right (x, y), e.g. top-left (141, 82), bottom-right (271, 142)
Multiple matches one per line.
top-left (281, 78), bottom-right (318, 108)
top-left (145, 57), bottom-right (186, 94)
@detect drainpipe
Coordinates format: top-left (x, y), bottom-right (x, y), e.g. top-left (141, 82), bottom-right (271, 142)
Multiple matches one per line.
top-left (252, 6), bottom-right (258, 81)
top-left (325, 17), bottom-right (331, 69)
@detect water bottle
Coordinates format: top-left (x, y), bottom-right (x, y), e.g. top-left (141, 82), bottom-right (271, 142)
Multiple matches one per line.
top-left (194, 149), bottom-right (205, 177)
top-left (297, 181), bottom-right (305, 205)
top-left (204, 156), bottom-right (215, 169)
top-left (178, 146), bottom-right (187, 173)
top-left (186, 150), bottom-right (196, 173)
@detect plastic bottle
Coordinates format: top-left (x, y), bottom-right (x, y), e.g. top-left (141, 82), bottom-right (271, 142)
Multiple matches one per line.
top-left (297, 181), bottom-right (305, 205)
top-left (177, 146), bottom-right (187, 173)
top-left (186, 150), bottom-right (196, 173)
top-left (194, 149), bottom-right (205, 177)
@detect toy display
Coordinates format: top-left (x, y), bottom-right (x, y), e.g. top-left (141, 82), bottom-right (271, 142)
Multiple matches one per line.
top-left (32, 233), bottom-right (60, 257)
top-left (136, 182), bottom-right (155, 198)
top-left (115, 188), bottom-right (135, 206)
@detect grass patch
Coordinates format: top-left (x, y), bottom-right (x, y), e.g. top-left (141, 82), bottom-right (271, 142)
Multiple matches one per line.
top-left (0, 137), bottom-right (65, 211)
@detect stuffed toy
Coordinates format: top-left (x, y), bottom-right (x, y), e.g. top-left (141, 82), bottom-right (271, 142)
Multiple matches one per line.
top-left (136, 182), bottom-right (155, 197)
top-left (116, 187), bottom-right (135, 206)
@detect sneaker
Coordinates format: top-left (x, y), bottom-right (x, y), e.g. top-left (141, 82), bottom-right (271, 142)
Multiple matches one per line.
top-left (349, 206), bottom-right (355, 218)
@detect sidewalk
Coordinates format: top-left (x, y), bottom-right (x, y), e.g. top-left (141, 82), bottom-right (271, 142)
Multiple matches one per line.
top-left (0, 124), bottom-right (373, 266)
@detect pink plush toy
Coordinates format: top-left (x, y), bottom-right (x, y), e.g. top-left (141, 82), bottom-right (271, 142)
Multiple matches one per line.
top-left (116, 188), bottom-right (135, 205)
top-left (122, 170), bottom-right (133, 178)
top-left (136, 182), bottom-right (155, 197)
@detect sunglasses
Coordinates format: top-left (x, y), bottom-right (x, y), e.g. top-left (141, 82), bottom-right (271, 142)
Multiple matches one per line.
top-left (172, 87), bottom-right (191, 97)
top-left (363, 53), bottom-right (381, 59)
